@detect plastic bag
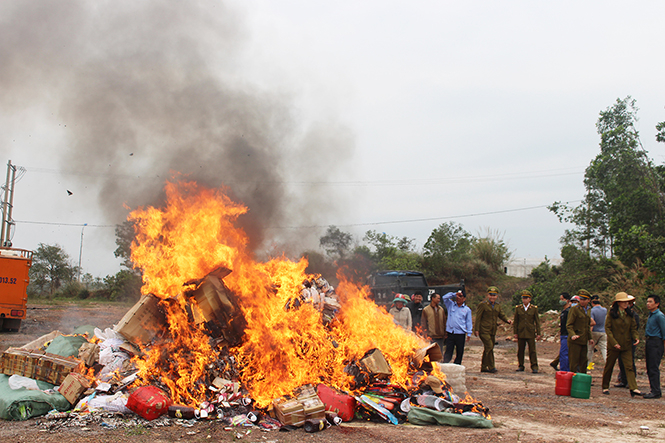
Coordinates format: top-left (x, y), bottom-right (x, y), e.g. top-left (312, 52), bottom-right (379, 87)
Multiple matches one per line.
top-left (88, 392), bottom-right (132, 414)
top-left (8, 375), bottom-right (40, 391)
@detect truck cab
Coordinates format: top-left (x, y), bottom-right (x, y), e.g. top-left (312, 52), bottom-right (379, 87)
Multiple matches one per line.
top-left (0, 247), bottom-right (32, 332)
top-left (367, 270), bottom-right (464, 306)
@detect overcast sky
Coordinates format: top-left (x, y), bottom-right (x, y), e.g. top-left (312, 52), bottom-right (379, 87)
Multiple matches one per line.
top-left (1, 1), bottom-right (664, 278)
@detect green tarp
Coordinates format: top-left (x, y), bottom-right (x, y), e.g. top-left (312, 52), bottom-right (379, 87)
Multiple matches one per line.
top-left (0, 375), bottom-right (71, 420)
top-left (407, 406), bottom-right (494, 428)
top-left (45, 334), bottom-right (88, 358)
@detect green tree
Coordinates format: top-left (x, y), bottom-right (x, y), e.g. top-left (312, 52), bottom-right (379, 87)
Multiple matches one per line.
top-left (28, 243), bottom-right (77, 297)
top-left (103, 269), bottom-right (142, 302)
top-left (362, 230), bottom-right (421, 270)
top-left (550, 97), bottom-right (665, 267)
top-left (319, 225), bottom-right (353, 260)
top-left (423, 222), bottom-right (473, 270)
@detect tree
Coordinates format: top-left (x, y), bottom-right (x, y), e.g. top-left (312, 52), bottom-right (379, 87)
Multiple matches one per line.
top-left (29, 243), bottom-right (77, 297)
top-left (319, 225), bottom-right (353, 260)
top-left (471, 227), bottom-right (512, 272)
top-left (423, 222), bottom-right (473, 270)
top-left (550, 97), bottom-right (665, 267)
top-left (362, 230), bottom-right (421, 270)
top-left (114, 221), bottom-right (136, 269)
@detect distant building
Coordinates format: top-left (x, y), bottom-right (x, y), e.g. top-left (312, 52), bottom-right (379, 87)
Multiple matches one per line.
top-left (504, 257), bottom-right (562, 278)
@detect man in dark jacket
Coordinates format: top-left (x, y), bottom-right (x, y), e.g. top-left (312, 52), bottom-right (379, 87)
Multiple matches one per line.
top-left (474, 286), bottom-right (511, 373)
top-left (407, 291), bottom-right (424, 332)
top-left (513, 290), bottom-right (541, 373)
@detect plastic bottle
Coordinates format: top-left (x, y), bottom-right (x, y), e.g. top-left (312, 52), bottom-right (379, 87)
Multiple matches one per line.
top-left (417, 394), bottom-right (446, 411)
top-left (325, 411), bottom-right (343, 425)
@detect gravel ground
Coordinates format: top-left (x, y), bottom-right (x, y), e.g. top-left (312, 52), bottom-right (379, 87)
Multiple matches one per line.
top-left (1, 303), bottom-right (663, 443)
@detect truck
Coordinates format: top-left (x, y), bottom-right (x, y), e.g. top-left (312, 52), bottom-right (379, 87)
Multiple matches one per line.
top-left (367, 270), bottom-right (464, 306)
top-left (0, 247), bottom-right (32, 332)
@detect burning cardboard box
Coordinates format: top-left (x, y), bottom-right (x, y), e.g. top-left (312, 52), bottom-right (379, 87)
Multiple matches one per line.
top-left (115, 293), bottom-right (167, 346)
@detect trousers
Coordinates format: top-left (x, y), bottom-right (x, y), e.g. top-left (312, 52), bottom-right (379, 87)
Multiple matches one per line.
top-left (443, 333), bottom-right (466, 365)
top-left (479, 333), bottom-right (496, 371)
top-left (602, 347), bottom-right (637, 391)
top-left (517, 337), bottom-right (538, 370)
top-left (645, 337), bottom-right (664, 395)
top-left (588, 332), bottom-right (607, 363)
top-left (568, 340), bottom-right (588, 373)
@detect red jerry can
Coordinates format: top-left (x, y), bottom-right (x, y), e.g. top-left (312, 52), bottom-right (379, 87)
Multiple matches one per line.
top-left (316, 384), bottom-right (357, 422)
top-left (555, 371), bottom-right (574, 396)
top-left (127, 386), bottom-right (172, 420)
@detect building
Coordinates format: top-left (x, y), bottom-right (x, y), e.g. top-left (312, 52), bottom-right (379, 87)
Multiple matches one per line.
top-left (504, 257), bottom-right (562, 278)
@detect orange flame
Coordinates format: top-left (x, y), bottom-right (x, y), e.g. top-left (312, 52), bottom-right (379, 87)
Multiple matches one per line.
top-left (128, 178), bottom-right (428, 407)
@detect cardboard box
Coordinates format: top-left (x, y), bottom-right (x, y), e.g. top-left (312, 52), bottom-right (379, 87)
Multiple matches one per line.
top-left (58, 372), bottom-right (91, 404)
top-left (273, 397), bottom-right (306, 427)
top-left (359, 348), bottom-right (392, 378)
top-left (115, 294), bottom-right (167, 345)
top-left (78, 342), bottom-right (100, 366)
top-left (0, 348), bottom-right (82, 384)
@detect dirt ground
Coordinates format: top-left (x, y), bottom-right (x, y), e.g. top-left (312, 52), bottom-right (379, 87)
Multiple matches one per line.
top-left (1, 304), bottom-right (663, 443)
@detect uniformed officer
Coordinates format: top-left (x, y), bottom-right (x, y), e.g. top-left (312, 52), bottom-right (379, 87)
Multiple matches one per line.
top-left (474, 286), bottom-right (512, 373)
top-left (513, 289), bottom-right (541, 373)
top-left (566, 289), bottom-right (595, 373)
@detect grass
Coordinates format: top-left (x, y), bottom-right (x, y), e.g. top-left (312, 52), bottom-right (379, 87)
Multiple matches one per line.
top-left (27, 298), bottom-right (136, 308)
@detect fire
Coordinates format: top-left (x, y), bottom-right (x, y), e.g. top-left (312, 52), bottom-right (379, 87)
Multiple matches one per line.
top-left (127, 178), bottom-right (429, 408)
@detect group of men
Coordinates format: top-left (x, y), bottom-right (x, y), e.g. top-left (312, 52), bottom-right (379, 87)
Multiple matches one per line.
top-left (388, 286), bottom-right (665, 398)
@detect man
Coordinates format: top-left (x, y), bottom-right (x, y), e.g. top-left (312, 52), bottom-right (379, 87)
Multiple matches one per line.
top-left (550, 292), bottom-right (572, 372)
top-left (389, 297), bottom-right (412, 331)
top-left (587, 295), bottom-right (607, 370)
top-left (617, 299), bottom-right (640, 387)
top-left (407, 291), bottom-right (424, 332)
top-left (474, 286), bottom-right (512, 373)
top-left (513, 290), bottom-right (541, 373)
top-left (567, 289), bottom-right (594, 373)
top-left (441, 290), bottom-right (473, 365)
top-left (643, 295), bottom-right (665, 399)
top-left (421, 293), bottom-right (447, 357)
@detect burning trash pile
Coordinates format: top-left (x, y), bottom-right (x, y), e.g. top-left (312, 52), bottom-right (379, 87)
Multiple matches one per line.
top-left (0, 179), bottom-right (492, 430)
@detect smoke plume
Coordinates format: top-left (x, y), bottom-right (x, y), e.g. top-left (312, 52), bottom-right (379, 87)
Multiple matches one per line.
top-left (0, 0), bottom-right (354, 255)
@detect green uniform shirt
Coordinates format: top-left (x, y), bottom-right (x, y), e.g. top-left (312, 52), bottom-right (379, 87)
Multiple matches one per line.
top-left (474, 300), bottom-right (510, 336)
top-left (566, 304), bottom-right (592, 344)
top-left (605, 309), bottom-right (638, 349)
top-left (513, 304), bottom-right (541, 338)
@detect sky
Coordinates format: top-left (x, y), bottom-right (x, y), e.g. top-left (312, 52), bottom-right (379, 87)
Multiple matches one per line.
top-left (1, 0), bottom-right (664, 278)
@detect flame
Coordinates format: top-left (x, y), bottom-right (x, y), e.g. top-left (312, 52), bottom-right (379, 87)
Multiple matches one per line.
top-left (127, 178), bottom-right (429, 407)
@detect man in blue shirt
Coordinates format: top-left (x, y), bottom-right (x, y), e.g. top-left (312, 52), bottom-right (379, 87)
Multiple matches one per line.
top-left (643, 294), bottom-right (665, 399)
top-left (442, 291), bottom-right (473, 365)
top-left (587, 295), bottom-right (607, 370)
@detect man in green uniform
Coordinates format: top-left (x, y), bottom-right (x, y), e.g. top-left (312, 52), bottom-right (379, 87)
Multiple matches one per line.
top-left (513, 290), bottom-right (541, 373)
top-left (566, 289), bottom-right (595, 373)
top-left (474, 286), bottom-right (512, 373)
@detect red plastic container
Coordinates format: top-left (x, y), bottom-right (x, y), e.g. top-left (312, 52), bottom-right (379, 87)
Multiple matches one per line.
top-left (316, 384), bottom-right (357, 422)
top-left (555, 371), bottom-right (574, 396)
top-left (127, 386), bottom-right (172, 420)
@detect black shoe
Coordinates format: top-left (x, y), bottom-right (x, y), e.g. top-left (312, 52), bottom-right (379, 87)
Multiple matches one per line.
top-left (488, 368), bottom-right (498, 373)
top-left (516, 367), bottom-right (525, 372)
top-left (549, 362), bottom-right (558, 370)
top-left (643, 392), bottom-right (662, 399)
top-left (480, 369), bottom-right (489, 373)
top-left (532, 369), bottom-right (539, 373)
top-left (602, 389), bottom-right (609, 395)
top-left (614, 383), bottom-right (627, 388)
top-left (630, 390), bottom-right (643, 397)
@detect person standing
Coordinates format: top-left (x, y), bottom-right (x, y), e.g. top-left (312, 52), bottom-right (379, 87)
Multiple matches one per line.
top-left (442, 290), bottom-right (473, 365)
top-left (513, 290), bottom-right (541, 373)
top-left (616, 299), bottom-right (640, 387)
top-left (474, 286), bottom-right (512, 373)
top-left (407, 291), bottom-right (424, 332)
top-left (550, 292), bottom-right (572, 372)
top-left (421, 293), bottom-right (447, 357)
top-left (567, 289), bottom-right (594, 373)
top-left (643, 294), bottom-right (665, 399)
top-left (587, 295), bottom-right (608, 370)
top-left (389, 297), bottom-right (412, 331)
top-left (601, 292), bottom-right (642, 397)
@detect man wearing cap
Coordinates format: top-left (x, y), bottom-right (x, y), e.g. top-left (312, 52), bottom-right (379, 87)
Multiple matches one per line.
top-left (441, 290), bottom-right (473, 365)
top-left (389, 296), bottom-right (412, 331)
top-left (567, 289), bottom-right (595, 373)
top-left (643, 295), bottom-right (665, 399)
top-left (513, 290), bottom-right (541, 373)
top-left (474, 286), bottom-right (512, 373)
top-left (587, 295), bottom-right (607, 370)
top-left (421, 293), bottom-right (447, 357)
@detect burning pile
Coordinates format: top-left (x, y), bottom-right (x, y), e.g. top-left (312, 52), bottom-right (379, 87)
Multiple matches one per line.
top-left (0, 178), bottom-right (491, 429)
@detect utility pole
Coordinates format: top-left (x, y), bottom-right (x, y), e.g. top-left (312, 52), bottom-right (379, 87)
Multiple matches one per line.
top-left (78, 223), bottom-right (87, 282)
top-left (1, 160), bottom-right (17, 247)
